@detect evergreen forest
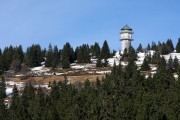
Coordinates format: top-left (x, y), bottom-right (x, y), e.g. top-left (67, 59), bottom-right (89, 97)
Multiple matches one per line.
top-left (0, 38), bottom-right (180, 119)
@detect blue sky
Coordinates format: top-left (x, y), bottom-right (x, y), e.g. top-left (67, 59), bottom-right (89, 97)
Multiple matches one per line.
top-left (0, 0), bottom-right (180, 51)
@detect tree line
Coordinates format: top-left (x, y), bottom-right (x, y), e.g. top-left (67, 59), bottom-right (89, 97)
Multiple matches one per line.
top-left (0, 38), bottom-right (180, 74)
top-left (0, 40), bottom-right (112, 74)
top-left (137, 38), bottom-right (180, 54)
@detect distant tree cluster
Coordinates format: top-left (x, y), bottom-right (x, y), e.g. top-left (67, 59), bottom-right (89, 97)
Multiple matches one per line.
top-left (76, 44), bottom-right (90, 63)
top-left (0, 45), bottom-right (24, 73)
top-left (0, 40), bottom-right (113, 74)
top-left (136, 39), bottom-right (178, 55)
top-left (144, 39), bottom-right (175, 54)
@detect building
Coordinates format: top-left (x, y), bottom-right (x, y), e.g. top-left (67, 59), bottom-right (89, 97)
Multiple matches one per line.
top-left (120, 24), bottom-right (134, 53)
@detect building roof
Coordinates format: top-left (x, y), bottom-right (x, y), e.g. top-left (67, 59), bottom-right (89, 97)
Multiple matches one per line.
top-left (121, 24), bottom-right (132, 31)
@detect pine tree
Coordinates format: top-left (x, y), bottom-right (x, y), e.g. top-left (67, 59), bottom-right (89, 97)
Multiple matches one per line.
top-left (45, 44), bottom-right (53, 67)
top-left (176, 38), bottom-right (180, 53)
top-left (62, 57), bottom-right (70, 69)
top-left (151, 52), bottom-right (160, 64)
top-left (93, 42), bottom-right (100, 58)
top-left (157, 41), bottom-right (162, 53)
top-left (166, 39), bottom-right (174, 53)
top-left (167, 56), bottom-right (173, 73)
top-left (0, 76), bottom-right (7, 119)
top-left (129, 45), bottom-right (137, 62)
top-left (121, 48), bottom-right (128, 62)
top-left (101, 40), bottom-right (110, 59)
top-left (77, 47), bottom-right (82, 63)
top-left (137, 44), bottom-right (143, 52)
top-left (13, 45), bottom-right (24, 61)
top-left (0, 55), bottom-right (4, 75)
top-left (31, 86), bottom-right (45, 120)
top-left (173, 56), bottom-right (179, 72)
top-left (0, 76), bottom-right (6, 99)
top-left (25, 44), bottom-right (43, 67)
top-left (61, 43), bottom-right (74, 68)
top-left (96, 57), bottom-right (102, 67)
top-left (20, 83), bottom-right (35, 119)
top-left (161, 42), bottom-right (169, 55)
top-left (141, 58), bottom-right (150, 71)
top-left (157, 56), bottom-right (167, 72)
top-left (3, 46), bottom-right (15, 70)
top-left (11, 45), bottom-right (24, 72)
top-left (52, 45), bottom-right (60, 68)
top-left (77, 44), bottom-right (90, 63)
top-left (151, 41), bottom-right (157, 51)
top-left (9, 85), bottom-right (21, 119)
top-left (147, 43), bottom-right (151, 50)
top-left (125, 58), bottom-right (138, 78)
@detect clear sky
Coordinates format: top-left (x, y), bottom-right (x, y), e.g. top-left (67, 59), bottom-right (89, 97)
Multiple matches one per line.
top-left (0, 0), bottom-right (180, 51)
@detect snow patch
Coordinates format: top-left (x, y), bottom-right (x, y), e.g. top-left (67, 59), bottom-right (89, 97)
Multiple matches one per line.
top-left (174, 74), bottom-right (178, 80)
top-left (96, 70), bottom-right (111, 74)
top-left (151, 67), bottom-right (157, 71)
top-left (71, 64), bottom-right (95, 69)
top-left (6, 87), bottom-right (13, 95)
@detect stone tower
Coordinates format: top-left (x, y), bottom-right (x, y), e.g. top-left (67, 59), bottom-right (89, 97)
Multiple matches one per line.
top-left (120, 24), bottom-right (134, 53)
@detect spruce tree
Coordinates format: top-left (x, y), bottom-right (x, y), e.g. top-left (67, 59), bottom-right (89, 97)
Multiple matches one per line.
top-left (167, 56), bottom-right (173, 73)
top-left (151, 41), bottom-right (157, 51)
top-left (137, 43), bottom-right (143, 52)
top-left (129, 45), bottom-right (137, 62)
top-left (61, 42), bottom-right (74, 68)
top-left (45, 44), bottom-right (53, 67)
top-left (31, 86), bottom-right (45, 120)
top-left (14, 45), bottom-right (24, 61)
top-left (10, 45), bottom-right (24, 72)
top-left (151, 52), bottom-right (160, 64)
top-left (3, 46), bottom-right (14, 70)
top-left (9, 85), bottom-right (21, 119)
top-left (166, 39), bottom-right (174, 53)
top-left (52, 45), bottom-right (60, 68)
top-left (176, 38), bottom-right (180, 53)
top-left (101, 40), bottom-right (110, 59)
top-left (157, 41), bottom-right (162, 53)
top-left (161, 42), bottom-right (168, 55)
top-left (77, 44), bottom-right (90, 63)
top-left (77, 47), bottom-right (83, 63)
top-left (147, 43), bottom-right (151, 50)
top-left (157, 56), bottom-right (167, 72)
top-left (93, 42), bottom-right (100, 58)
top-left (0, 76), bottom-right (6, 99)
top-left (62, 57), bottom-right (70, 69)
top-left (0, 76), bottom-right (7, 119)
top-left (141, 58), bottom-right (150, 71)
top-left (25, 44), bottom-right (43, 67)
top-left (96, 57), bottom-right (102, 67)
top-left (0, 55), bottom-right (4, 75)
top-left (173, 56), bottom-right (179, 72)
top-left (121, 48), bottom-right (128, 62)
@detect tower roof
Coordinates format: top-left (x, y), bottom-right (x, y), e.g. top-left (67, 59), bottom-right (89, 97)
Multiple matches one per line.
top-left (121, 24), bottom-right (132, 31)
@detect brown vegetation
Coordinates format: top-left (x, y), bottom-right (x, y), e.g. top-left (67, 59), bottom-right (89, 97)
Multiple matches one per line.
top-left (7, 75), bottom-right (105, 84)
